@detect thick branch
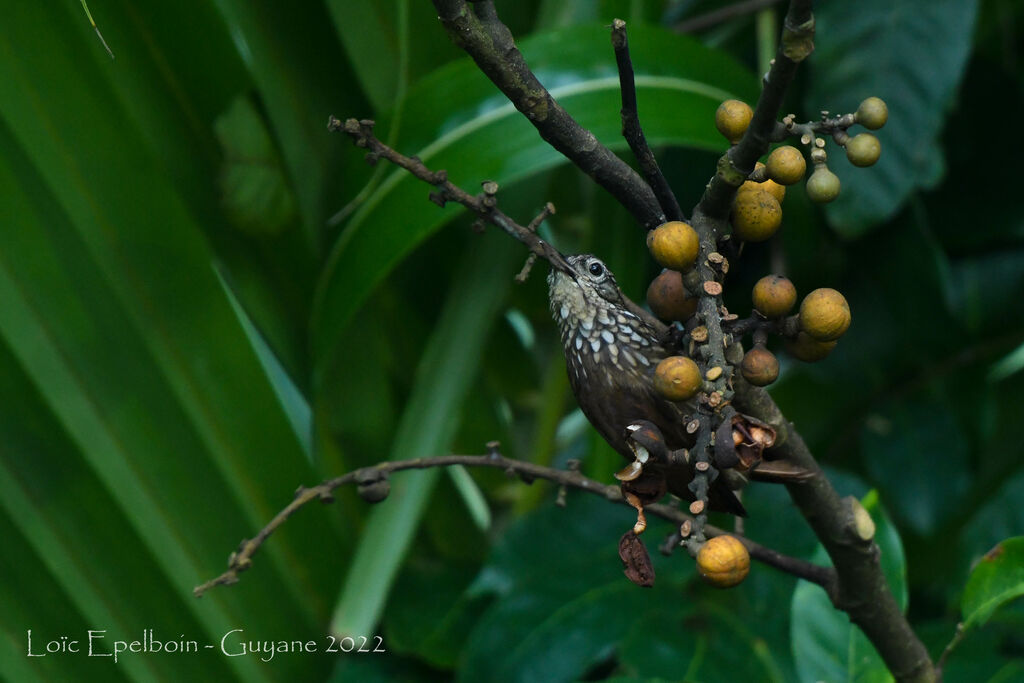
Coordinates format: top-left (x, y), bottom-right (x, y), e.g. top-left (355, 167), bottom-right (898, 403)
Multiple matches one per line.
top-left (431, 0), bottom-right (665, 229)
top-left (611, 19), bottom-right (683, 222)
top-left (731, 374), bottom-right (936, 682)
top-left (194, 448), bottom-right (834, 597)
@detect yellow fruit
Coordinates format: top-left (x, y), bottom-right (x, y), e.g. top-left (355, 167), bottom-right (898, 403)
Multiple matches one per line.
top-left (715, 99), bottom-right (753, 143)
top-left (741, 346), bottom-right (779, 387)
top-left (846, 133), bottom-right (881, 167)
top-left (766, 146), bottom-right (807, 185)
top-left (731, 188), bottom-right (782, 242)
top-left (653, 356), bottom-right (702, 401)
top-left (646, 270), bottom-right (699, 322)
top-left (799, 288), bottom-right (851, 341)
top-left (856, 97), bottom-right (888, 130)
top-left (785, 331), bottom-right (838, 362)
top-left (752, 275), bottom-right (797, 318)
top-left (806, 166), bottom-right (841, 203)
top-left (647, 221), bottom-right (699, 271)
top-left (741, 177), bottom-right (785, 204)
top-left (697, 535), bottom-right (750, 588)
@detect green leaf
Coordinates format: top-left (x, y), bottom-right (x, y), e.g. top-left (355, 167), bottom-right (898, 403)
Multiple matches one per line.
top-left (808, 0), bottom-right (980, 235)
top-left (462, 496), bottom-right (679, 683)
top-left (0, 5), bottom-right (343, 678)
top-left (330, 232), bottom-right (519, 638)
top-left (860, 399), bottom-right (970, 536)
top-left (327, 0), bottom-right (464, 112)
top-left (791, 491), bottom-right (906, 683)
top-left (312, 23), bottom-right (757, 381)
top-left (962, 537), bottom-right (1024, 630)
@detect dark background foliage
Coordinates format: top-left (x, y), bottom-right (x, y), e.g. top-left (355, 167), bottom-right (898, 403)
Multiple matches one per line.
top-left (1, 1), bottom-right (1021, 681)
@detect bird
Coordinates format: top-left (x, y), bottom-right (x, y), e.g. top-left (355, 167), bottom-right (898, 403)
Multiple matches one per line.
top-left (548, 253), bottom-right (749, 516)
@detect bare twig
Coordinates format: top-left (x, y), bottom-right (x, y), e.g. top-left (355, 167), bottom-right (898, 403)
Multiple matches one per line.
top-left (194, 448), bottom-right (834, 597)
top-left (611, 19), bottom-right (683, 222)
top-left (328, 116), bottom-right (572, 275)
top-left (430, 0), bottom-right (665, 229)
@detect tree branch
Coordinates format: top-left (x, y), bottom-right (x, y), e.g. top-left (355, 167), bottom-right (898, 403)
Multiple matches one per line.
top-left (730, 368), bottom-right (937, 682)
top-left (611, 19), bottom-right (683, 222)
top-left (194, 447), bottom-right (834, 598)
top-left (328, 116), bottom-right (572, 276)
top-left (324, 3), bottom-right (939, 679)
top-left (430, 0), bottom-right (666, 229)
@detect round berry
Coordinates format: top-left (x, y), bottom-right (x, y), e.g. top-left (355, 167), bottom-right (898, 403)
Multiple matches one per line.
top-left (752, 275), bottom-right (797, 318)
top-left (653, 356), bottom-right (702, 401)
top-left (732, 188), bottom-right (782, 242)
top-left (856, 97), bottom-right (888, 130)
top-left (846, 133), bottom-right (881, 167)
top-left (806, 166), bottom-right (841, 203)
top-left (697, 535), bottom-right (750, 588)
top-left (799, 288), bottom-right (851, 341)
top-left (766, 146), bottom-right (807, 185)
top-left (741, 346), bottom-right (780, 387)
top-left (715, 99), bottom-right (753, 143)
top-left (647, 270), bottom-right (698, 322)
top-left (647, 221), bottom-right (699, 271)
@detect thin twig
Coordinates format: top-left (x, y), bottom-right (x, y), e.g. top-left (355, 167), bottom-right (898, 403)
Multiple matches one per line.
top-left (328, 116), bottom-right (572, 275)
top-left (194, 449), bottom-right (834, 597)
top-left (610, 19), bottom-right (683, 222)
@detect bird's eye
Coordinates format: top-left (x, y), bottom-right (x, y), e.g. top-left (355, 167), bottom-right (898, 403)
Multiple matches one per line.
top-left (588, 261), bottom-right (604, 277)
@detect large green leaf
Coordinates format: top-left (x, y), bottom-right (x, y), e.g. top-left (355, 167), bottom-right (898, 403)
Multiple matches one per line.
top-left (312, 22), bottom-right (758, 381)
top-left (791, 491), bottom-right (907, 683)
top-left (807, 0), bottom-right (980, 235)
top-left (962, 537), bottom-right (1024, 630)
top-left (0, 4), bottom-right (344, 680)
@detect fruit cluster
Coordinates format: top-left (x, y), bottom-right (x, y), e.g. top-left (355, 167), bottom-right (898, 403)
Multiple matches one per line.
top-left (633, 96), bottom-right (874, 587)
top-left (717, 96), bottom-right (888, 227)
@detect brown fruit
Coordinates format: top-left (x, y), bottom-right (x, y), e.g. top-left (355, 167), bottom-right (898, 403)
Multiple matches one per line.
top-left (741, 346), bottom-right (780, 387)
top-left (766, 146), bottom-right (807, 185)
top-left (653, 356), bottom-right (702, 401)
top-left (697, 535), bottom-right (750, 588)
top-left (647, 221), bottom-right (699, 271)
top-left (715, 99), bottom-right (753, 143)
top-left (785, 331), bottom-right (838, 362)
top-left (646, 270), bottom-right (698, 322)
top-left (732, 188), bottom-right (782, 242)
top-left (799, 288), bottom-right (851, 341)
top-left (752, 275), bottom-right (797, 318)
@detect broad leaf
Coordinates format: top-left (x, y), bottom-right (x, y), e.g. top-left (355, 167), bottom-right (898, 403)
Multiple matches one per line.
top-left (962, 537), bottom-right (1024, 630)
